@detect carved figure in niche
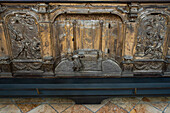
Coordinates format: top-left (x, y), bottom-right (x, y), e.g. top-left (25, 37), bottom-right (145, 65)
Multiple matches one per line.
top-left (72, 54), bottom-right (85, 71)
top-left (135, 14), bottom-right (167, 59)
top-left (54, 14), bottom-right (123, 75)
top-left (7, 14), bottom-right (41, 59)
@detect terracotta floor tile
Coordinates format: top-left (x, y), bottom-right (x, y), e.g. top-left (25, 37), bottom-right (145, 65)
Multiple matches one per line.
top-left (0, 98), bottom-right (13, 104)
top-left (13, 98), bottom-right (45, 104)
top-left (0, 97), bottom-right (168, 113)
top-left (110, 97), bottom-right (141, 112)
top-left (96, 102), bottom-right (128, 113)
top-left (50, 103), bottom-right (73, 113)
top-left (62, 105), bottom-right (93, 113)
top-left (83, 97), bottom-right (109, 112)
top-left (44, 97), bottom-right (75, 104)
top-left (0, 104), bottom-right (6, 109)
top-left (141, 97), bottom-right (168, 111)
top-left (27, 104), bottom-right (57, 113)
top-left (149, 102), bottom-right (168, 111)
top-left (0, 104), bottom-right (21, 113)
top-left (84, 104), bottom-right (105, 112)
top-left (164, 104), bottom-right (170, 113)
top-left (130, 103), bottom-right (162, 113)
top-left (101, 98), bottom-right (111, 104)
top-left (110, 97), bottom-right (141, 104)
top-left (17, 103), bottom-right (41, 113)
top-left (142, 97), bottom-right (168, 103)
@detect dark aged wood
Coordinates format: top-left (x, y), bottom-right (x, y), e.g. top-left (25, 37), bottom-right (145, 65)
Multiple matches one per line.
top-left (0, 0), bottom-right (170, 3)
top-left (1, 77), bottom-right (170, 104)
top-left (0, 0), bottom-right (170, 104)
top-left (0, 1), bottom-right (170, 77)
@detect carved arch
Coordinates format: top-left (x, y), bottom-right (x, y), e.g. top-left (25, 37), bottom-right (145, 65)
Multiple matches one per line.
top-left (52, 8), bottom-right (125, 75)
top-left (51, 8), bottom-right (126, 24)
top-left (2, 11), bottom-right (40, 22)
top-left (137, 10), bottom-right (170, 23)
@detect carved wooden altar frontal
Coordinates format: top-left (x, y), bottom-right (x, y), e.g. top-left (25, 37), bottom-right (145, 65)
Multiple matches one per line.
top-left (0, 2), bottom-right (170, 77)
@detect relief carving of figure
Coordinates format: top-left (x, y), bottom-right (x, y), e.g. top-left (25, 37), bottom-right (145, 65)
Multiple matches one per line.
top-left (7, 14), bottom-right (42, 71)
top-left (7, 14), bottom-right (41, 59)
top-left (134, 14), bottom-right (167, 71)
top-left (135, 14), bottom-right (167, 59)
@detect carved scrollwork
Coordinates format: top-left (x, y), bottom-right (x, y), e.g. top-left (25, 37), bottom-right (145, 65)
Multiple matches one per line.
top-left (0, 4), bottom-right (6, 13)
top-left (134, 62), bottom-right (163, 70)
top-left (117, 3), bottom-right (143, 22)
top-left (30, 3), bottom-right (48, 13)
top-left (13, 62), bottom-right (42, 71)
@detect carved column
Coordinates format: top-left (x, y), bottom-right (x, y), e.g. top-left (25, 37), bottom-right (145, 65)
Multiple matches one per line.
top-left (164, 23), bottom-right (170, 76)
top-left (0, 5), bottom-right (12, 77)
top-left (122, 22), bottom-right (136, 76)
top-left (35, 3), bottom-right (54, 76)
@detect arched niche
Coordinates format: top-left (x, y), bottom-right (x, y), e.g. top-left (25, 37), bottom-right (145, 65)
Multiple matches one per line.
top-left (53, 13), bottom-right (124, 76)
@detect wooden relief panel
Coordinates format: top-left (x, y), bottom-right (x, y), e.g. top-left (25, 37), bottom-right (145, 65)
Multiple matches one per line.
top-left (7, 14), bottom-right (41, 59)
top-left (135, 15), bottom-right (167, 59)
top-left (54, 14), bottom-right (122, 75)
top-left (0, 3), bottom-right (169, 77)
top-left (6, 13), bottom-right (42, 74)
top-left (134, 14), bottom-right (168, 74)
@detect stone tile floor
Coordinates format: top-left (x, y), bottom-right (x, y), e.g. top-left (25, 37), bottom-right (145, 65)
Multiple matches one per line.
top-left (0, 97), bottom-right (170, 113)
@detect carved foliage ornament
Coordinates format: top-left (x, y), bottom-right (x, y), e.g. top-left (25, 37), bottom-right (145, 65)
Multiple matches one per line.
top-left (134, 62), bottom-right (163, 70)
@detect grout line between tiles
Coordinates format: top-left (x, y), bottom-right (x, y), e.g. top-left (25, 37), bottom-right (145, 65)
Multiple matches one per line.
top-left (48, 103), bottom-right (59, 113)
top-left (61, 103), bottom-right (75, 113)
top-left (25, 103), bottom-right (44, 113)
top-left (94, 99), bottom-right (112, 113)
top-left (12, 98), bottom-right (23, 113)
top-left (162, 103), bottom-right (169, 113)
top-left (128, 98), bottom-right (142, 113)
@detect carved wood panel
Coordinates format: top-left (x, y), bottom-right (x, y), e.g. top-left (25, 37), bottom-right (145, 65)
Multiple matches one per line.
top-left (5, 13), bottom-right (43, 74)
top-left (0, 2), bottom-right (169, 77)
top-left (7, 14), bottom-right (41, 59)
top-left (134, 14), bottom-right (168, 74)
top-left (54, 14), bottom-right (123, 75)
